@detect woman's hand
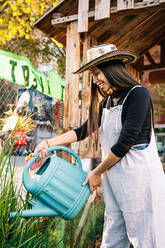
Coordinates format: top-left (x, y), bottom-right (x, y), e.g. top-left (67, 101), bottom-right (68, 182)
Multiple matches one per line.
top-left (34, 140), bottom-right (48, 159)
top-left (83, 170), bottom-right (101, 193)
top-left (33, 130), bottom-right (77, 160)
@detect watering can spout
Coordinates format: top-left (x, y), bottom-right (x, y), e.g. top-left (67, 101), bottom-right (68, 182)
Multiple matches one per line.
top-left (9, 198), bottom-right (60, 218)
top-left (9, 206), bottom-right (60, 218)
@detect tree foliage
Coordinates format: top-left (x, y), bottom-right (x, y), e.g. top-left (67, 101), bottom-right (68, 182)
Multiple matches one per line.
top-left (0, 0), bottom-right (66, 76)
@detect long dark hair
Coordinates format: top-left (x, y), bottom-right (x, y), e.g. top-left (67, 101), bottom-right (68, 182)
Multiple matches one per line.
top-left (87, 60), bottom-right (141, 147)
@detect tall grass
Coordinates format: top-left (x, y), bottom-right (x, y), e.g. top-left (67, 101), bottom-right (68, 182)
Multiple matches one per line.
top-left (0, 140), bottom-right (64, 248)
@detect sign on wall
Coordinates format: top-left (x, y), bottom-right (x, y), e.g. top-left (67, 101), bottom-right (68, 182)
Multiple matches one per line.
top-left (0, 49), bottom-right (65, 100)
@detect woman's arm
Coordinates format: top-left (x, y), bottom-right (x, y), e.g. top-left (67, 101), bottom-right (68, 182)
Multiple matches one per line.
top-left (34, 130), bottom-right (77, 158)
top-left (83, 150), bottom-right (121, 192)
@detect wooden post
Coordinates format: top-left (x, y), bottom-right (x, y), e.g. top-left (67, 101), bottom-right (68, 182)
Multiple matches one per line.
top-left (95, 0), bottom-right (110, 20)
top-left (78, 0), bottom-right (89, 33)
top-left (81, 33), bottom-right (90, 124)
top-left (64, 21), bottom-right (80, 130)
top-left (63, 22), bottom-right (80, 161)
top-left (160, 40), bottom-right (165, 65)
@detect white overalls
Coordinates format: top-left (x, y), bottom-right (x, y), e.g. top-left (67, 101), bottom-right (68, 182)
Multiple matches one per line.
top-left (100, 86), bottom-right (165, 248)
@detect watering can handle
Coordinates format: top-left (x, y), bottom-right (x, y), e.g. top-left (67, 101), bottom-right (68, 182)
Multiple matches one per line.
top-left (46, 146), bottom-right (82, 169)
top-left (24, 146), bottom-right (82, 172)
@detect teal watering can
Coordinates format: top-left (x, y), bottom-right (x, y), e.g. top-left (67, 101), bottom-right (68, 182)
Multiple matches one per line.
top-left (9, 146), bottom-right (90, 220)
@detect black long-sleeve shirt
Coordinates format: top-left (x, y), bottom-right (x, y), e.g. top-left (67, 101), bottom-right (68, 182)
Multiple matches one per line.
top-left (74, 86), bottom-right (152, 158)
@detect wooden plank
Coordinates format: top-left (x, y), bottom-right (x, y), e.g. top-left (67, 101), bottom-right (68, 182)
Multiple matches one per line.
top-left (64, 24), bottom-right (71, 129)
top-left (51, 1), bottom-right (165, 25)
top-left (78, 0), bottom-right (89, 33)
top-left (64, 22), bottom-right (80, 129)
top-left (69, 22), bottom-right (80, 127)
top-left (117, 0), bottom-right (134, 10)
top-left (137, 62), bottom-right (165, 71)
top-left (52, 14), bottom-right (78, 25)
top-left (149, 70), bottom-right (165, 84)
top-left (117, 0), bottom-right (127, 10)
top-left (63, 21), bottom-right (80, 162)
top-left (127, 0), bottom-right (134, 8)
top-left (81, 33), bottom-right (90, 123)
top-left (79, 34), bottom-right (92, 158)
top-left (95, 0), bottom-right (110, 20)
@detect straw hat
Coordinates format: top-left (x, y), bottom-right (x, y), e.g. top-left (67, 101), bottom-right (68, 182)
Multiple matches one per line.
top-left (73, 44), bottom-right (138, 74)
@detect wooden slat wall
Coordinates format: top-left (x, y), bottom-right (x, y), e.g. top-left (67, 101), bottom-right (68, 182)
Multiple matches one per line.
top-left (78, 36), bottom-right (102, 158)
top-left (78, 0), bottom-right (89, 33)
top-left (64, 22), bottom-right (80, 129)
top-left (95, 0), bottom-right (110, 20)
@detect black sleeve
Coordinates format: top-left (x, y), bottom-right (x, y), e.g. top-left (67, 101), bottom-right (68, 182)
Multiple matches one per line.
top-left (111, 87), bottom-right (151, 158)
top-left (73, 100), bottom-right (105, 141)
top-left (73, 120), bottom-right (88, 141)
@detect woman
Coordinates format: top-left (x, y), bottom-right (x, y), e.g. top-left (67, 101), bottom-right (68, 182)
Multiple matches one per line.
top-left (34, 44), bottom-right (165, 247)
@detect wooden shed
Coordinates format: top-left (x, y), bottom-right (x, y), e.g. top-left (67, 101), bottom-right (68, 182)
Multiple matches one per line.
top-left (34, 0), bottom-right (165, 158)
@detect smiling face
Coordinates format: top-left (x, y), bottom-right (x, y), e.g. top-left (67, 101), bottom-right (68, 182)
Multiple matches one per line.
top-left (89, 67), bottom-right (115, 94)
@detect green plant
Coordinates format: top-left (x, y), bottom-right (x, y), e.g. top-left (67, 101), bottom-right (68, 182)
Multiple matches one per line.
top-left (61, 196), bottom-right (104, 248)
top-left (0, 136), bottom-right (104, 247)
top-left (0, 138), bottom-right (59, 247)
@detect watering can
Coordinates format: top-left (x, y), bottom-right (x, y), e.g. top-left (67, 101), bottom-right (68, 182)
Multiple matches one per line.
top-left (9, 146), bottom-right (90, 220)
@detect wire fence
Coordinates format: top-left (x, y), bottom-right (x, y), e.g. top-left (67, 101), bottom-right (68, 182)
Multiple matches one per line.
top-left (0, 79), bottom-right (64, 156)
top-left (0, 79), bottom-right (17, 119)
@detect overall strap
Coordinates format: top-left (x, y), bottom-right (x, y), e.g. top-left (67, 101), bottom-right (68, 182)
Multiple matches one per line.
top-left (105, 95), bottom-right (111, 108)
top-left (121, 85), bottom-right (142, 107)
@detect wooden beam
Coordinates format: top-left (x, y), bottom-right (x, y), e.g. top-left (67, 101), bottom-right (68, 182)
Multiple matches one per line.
top-left (137, 62), bottom-right (165, 71)
top-left (78, 0), bottom-right (89, 33)
top-left (81, 33), bottom-right (90, 124)
top-left (95, 0), bottom-right (110, 20)
top-left (64, 22), bottom-right (80, 129)
top-left (51, 1), bottom-right (165, 25)
top-left (160, 40), bottom-right (165, 64)
top-left (135, 44), bottom-right (165, 71)
top-left (149, 70), bottom-right (165, 84)
top-left (145, 51), bottom-right (156, 65)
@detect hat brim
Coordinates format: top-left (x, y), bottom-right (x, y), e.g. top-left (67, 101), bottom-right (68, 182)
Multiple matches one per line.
top-left (73, 49), bottom-right (138, 74)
